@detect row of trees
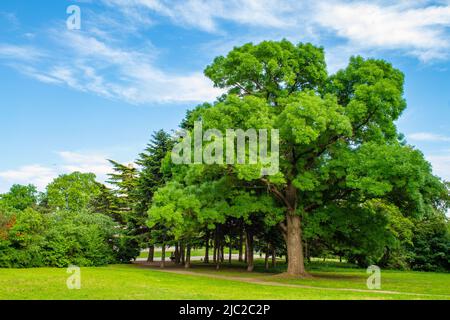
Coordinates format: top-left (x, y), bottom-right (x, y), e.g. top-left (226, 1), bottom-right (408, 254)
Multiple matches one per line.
top-left (1, 40), bottom-right (449, 273)
top-left (107, 40), bottom-right (450, 274)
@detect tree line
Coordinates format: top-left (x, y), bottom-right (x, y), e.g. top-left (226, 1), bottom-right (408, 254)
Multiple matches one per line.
top-left (1, 40), bottom-right (449, 273)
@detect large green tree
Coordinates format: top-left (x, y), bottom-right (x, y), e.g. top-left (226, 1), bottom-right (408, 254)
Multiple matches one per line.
top-left (189, 40), bottom-right (446, 276)
top-left (0, 184), bottom-right (39, 211)
top-left (135, 130), bottom-right (174, 260)
top-left (46, 172), bottom-right (101, 212)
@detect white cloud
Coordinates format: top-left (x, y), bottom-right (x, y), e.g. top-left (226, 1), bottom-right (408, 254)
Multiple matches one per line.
top-left (0, 28), bottom-right (222, 104)
top-left (0, 44), bottom-right (46, 61)
top-left (408, 132), bottom-right (450, 142)
top-left (1, 0), bottom-right (450, 104)
top-left (0, 165), bottom-right (57, 192)
top-left (103, 0), bottom-right (299, 32)
top-left (58, 151), bottom-right (112, 179)
top-left (0, 151), bottom-right (118, 193)
top-left (427, 154), bottom-right (450, 181)
top-left (313, 1), bottom-right (450, 61)
top-left (104, 0), bottom-right (450, 62)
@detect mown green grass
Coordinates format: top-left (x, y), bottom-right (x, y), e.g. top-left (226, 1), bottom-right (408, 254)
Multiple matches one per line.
top-left (185, 260), bottom-right (450, 297)
top-left (0, 262), bottom-right (449, 300)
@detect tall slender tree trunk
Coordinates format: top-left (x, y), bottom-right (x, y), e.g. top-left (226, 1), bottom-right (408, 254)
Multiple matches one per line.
top-left (221, 245), bottom-right (225, 263)
top-left (213, 230), bottom-right (217, 264)
top-left (272, 246), bottom-right (276, 268)
top-left (229, 241), bottom-right (232, 264)
top-left (175, 242), bottom-right (180, 264)
top-left (204, 237), bottom-right (210, 264)
top-left (264, 245), bottom-right (269, 270)
top-left (244, 233), bottom-right (248, 264)
top-left (216, 244), bottom-right (221, 270)
top-left (185, 244), bottom-right (191, 269)
top-left (286, 213), bottom-right (306, 276)
top-left (246, 230), bottom-right (254, 272)
top-left (160, 244), bottom-right (166, 269)
top-left (238, 230), bottom-right (243, 262)
top-left (147, 245), bottom-right (155, 263)
top-left (180, 243), bottom-right (185, 265)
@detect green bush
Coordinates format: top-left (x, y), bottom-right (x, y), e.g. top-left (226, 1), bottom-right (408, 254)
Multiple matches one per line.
top-left (0, 205), bottom-right (120, 268)
top-left (409, 213), bottom-right (450, 272)
top-left (42, 210), bottom-right (118, 267)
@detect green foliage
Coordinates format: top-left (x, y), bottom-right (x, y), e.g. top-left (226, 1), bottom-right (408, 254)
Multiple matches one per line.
top-left (2, 40), bottom-right (449, 274)
top-left (42, 210), bottom-right (117, 267)
top-left (0, 206), bottom-right (46, 267)
top-left (46, 172), bottom-right (101, 212)
top-left (409, 212), bottom-right (450, 272)
top-left (205, 40), bottom-right (328, 101)
top-left (0, 186), bottom-right (121, 268)
top-left (0, 184), bottom-right (38, 211)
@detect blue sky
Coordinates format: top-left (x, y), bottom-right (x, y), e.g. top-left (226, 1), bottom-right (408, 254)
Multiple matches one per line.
top-left (0, 0), bottom-right (449, 192)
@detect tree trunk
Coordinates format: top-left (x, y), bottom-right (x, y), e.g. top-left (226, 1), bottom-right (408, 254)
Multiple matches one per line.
top-left (213, 229), bottom-right (218, 264)
top-left (180, 243), bottom-right (185, 265)
top-left (185, 244), bottom-right (191, 269)
top-left (160, 244), bottom-right (166, 269)
top-left (272, 246), bottom-right (276, 268)
top-left (238, 230), bottom-right (243, 262)
top-left (175, 242), bottom-right (180, 264)
top-left (244, 234), bottom-right (248, 264)
top-left (286, 213), bottom-right (306, 276)
top-left (264, 245), bottom-right (269, 270)
top-left (221, 245), bottom-right (225, 263)
top-left (246, 230), bottom-right (254, 272)
top-left (229, 241), bottom-right (232, 264)
top-left (216, 244), bottom-right (221, 270)
top-left (205, 237), bottom-right (210, 264)
top-left (147, 245), bottom-right (155, 263)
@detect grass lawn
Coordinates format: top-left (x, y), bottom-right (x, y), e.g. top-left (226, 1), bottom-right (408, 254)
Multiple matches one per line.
top-left (0, 261), bottom-right (449, 300)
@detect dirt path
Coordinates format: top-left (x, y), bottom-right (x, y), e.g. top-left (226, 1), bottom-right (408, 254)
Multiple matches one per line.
top-left (134, 262), bottom-right (450, 299)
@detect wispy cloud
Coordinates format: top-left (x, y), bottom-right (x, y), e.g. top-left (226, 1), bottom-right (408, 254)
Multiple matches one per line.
top-left (427, 154), bottom-right (450, 182)
top-left (1, 0), bottom-right (450, 104)
top-left (314, 1), bottom-right (450, 61)
top-left (0, 44), bottom-right (46, 61)
top-left (103, 0), bottom-right (299, 33)
top-left (104, 0), bottom-right (450, 61)
top-left (0, 165), bottom-right (57, 192)
top-left (408, 132), bottom-right (450, 142)
top-left (0, 151), bottom-right (119, 193)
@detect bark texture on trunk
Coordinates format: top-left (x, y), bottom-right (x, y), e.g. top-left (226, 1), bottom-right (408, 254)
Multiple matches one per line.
top-left (175, 243), bottom-right (180, 264)
top-left (272, 247), bottom-right (276, 268)
top-left (238, 230), bottom-right (243, 262)
top-left (185, 244), bottom-right (191, 269)
top-left (246, 230), bottom-right (254, 272)
top-left (264, 247), bottom-right (269, 270)
top-left (147, 245), bottom-right (155, 262)
top-left (286, 213), bottom-right (306, 276)
top-left (160, 245), bottom-right (166, 269)
top-left (180, 244), bottom-right (185, 265)
top-left (204, 235), bottom-right (210, 263)
top-left (244, 234), bottom-right (248, 264)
